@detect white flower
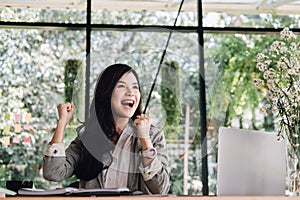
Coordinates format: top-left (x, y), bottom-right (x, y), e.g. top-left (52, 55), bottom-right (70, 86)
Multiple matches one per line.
top-left (256, 62), bottom-right (265, 71)
top-left (287, 68), bottom-right (296, 75)
top-left (253, 27), bottom-right (300, 148)
top-left (266, 79), bottom-right (275, 89)
top-left (280, 27), bottom-right (296, 40)
top-left (278, 60), bottom-right (288, 69)
top-left (256, 53), bottom-right (266, 61)
top-left (265, 59), bottom-right (272, 65)
top-left (280, 46), bottom-right (288, 53)
top-left (291, 42), bottom-right (297, 51)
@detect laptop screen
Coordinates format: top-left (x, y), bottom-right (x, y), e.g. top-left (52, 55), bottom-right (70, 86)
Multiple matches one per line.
top-left (217, 127), bottom-right (286, 196)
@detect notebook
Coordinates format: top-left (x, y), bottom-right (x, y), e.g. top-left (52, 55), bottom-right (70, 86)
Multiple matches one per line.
top-left (217, 127), bottom-right (286, 196)
top-left (18, 187), bottom-right (142, 196)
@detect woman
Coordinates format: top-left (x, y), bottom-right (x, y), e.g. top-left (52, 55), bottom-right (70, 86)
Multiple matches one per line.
top-left (43, 63), bottom-right (170, 194)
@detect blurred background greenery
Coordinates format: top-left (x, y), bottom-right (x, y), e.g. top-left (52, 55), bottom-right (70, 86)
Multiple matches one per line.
top-left (0, 3), bottom-right (300, 195)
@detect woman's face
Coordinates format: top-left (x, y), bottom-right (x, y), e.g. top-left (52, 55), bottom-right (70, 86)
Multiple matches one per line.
top-left (111, 71), bottom-right (141, 120)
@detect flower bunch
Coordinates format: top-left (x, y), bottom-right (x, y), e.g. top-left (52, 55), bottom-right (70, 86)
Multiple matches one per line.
top-left (253, 28), bottom-right (300, 148)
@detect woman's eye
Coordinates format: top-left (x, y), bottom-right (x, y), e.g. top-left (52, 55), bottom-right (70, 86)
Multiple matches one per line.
top-left (133, 85), bottom-right (139, 89)
top-left (117, 84), bottom-right (125, 88)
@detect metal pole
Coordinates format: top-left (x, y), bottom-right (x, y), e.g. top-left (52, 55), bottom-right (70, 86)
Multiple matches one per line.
top-left (85, 0), bottom-right (91, 120)
top-left (197, 0), bottom-right (209, 196)
top-left (143, 0), bottom-right (185, 114)
top-left (184, 104), bottom-right (190, 195)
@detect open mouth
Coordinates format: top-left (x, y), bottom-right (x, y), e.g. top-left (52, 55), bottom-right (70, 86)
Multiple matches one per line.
top-left (121, 100), bottom-right (134, 108)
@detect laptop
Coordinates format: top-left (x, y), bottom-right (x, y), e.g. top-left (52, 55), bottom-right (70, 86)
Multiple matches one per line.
top-left (217, 127), bottom-right (286, 196)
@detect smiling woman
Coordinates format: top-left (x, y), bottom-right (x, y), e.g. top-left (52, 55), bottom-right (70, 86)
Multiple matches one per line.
top-left (42, 63), bottom-right (170, 194)
top-left (111, 71), bottom-right (141, 123)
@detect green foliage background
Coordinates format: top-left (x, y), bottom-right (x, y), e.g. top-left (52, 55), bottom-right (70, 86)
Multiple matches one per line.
top-left (0, 6), bottom-right (300, 194)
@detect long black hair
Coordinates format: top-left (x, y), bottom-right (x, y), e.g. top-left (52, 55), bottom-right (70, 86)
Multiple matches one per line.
top-left (94, 63), bottom-right (142, 139)
top-left (75, 63), bottom-right (142, 181)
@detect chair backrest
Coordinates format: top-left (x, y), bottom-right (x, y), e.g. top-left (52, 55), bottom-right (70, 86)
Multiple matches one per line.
top-left (217, 127), bottom-right (286, 196)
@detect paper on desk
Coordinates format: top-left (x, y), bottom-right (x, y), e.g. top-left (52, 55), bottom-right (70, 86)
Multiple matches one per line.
top-left (18, 187), bottom-right (131, 196)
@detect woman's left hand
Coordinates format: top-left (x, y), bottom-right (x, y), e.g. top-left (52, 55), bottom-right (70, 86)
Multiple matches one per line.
top-left (134, 114), bottom-right (151, 139)
top-left (134, 114), bottom-right (155, 164)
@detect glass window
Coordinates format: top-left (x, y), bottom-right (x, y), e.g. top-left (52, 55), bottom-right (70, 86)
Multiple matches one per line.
top-left (0, 7), bottom-right (86, 23)
top-left (2, 0), bottom-right (300, 196)
top-left (91, 4), bottom-right (197, 26)
top-left (203, 12), bottom-right (300, 28)
top-left (202, 0), bottom-right (300, 28)
top-left (203, 31), bottom-right (295, 194)
top-left (0, 28), bottom-right (85, 188)
top-left (91, 30), bottom-right (203, 194)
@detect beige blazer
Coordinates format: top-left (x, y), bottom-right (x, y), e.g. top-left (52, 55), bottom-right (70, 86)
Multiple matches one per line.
top-left (43, 124), bottom-right (170, 194)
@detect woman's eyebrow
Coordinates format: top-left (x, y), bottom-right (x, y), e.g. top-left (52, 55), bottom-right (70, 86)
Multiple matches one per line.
top-left (118, 80), bottom-right (139, 85)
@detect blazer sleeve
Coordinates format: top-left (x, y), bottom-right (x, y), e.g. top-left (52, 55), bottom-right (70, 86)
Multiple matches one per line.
top-left (43, 137), bottom-right (83, 182)
top-left (139, 126), bottom-right (170, 194)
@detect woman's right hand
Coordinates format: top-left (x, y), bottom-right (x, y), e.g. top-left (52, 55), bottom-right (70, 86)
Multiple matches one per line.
top-left (57, 102), bottom-right (75, 125)
top-left (50, 102), bottom-right (75, 144)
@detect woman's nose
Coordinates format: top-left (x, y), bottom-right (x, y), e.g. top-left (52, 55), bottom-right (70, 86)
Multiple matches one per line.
top-left (125, 87), bottom-right (134, 96)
